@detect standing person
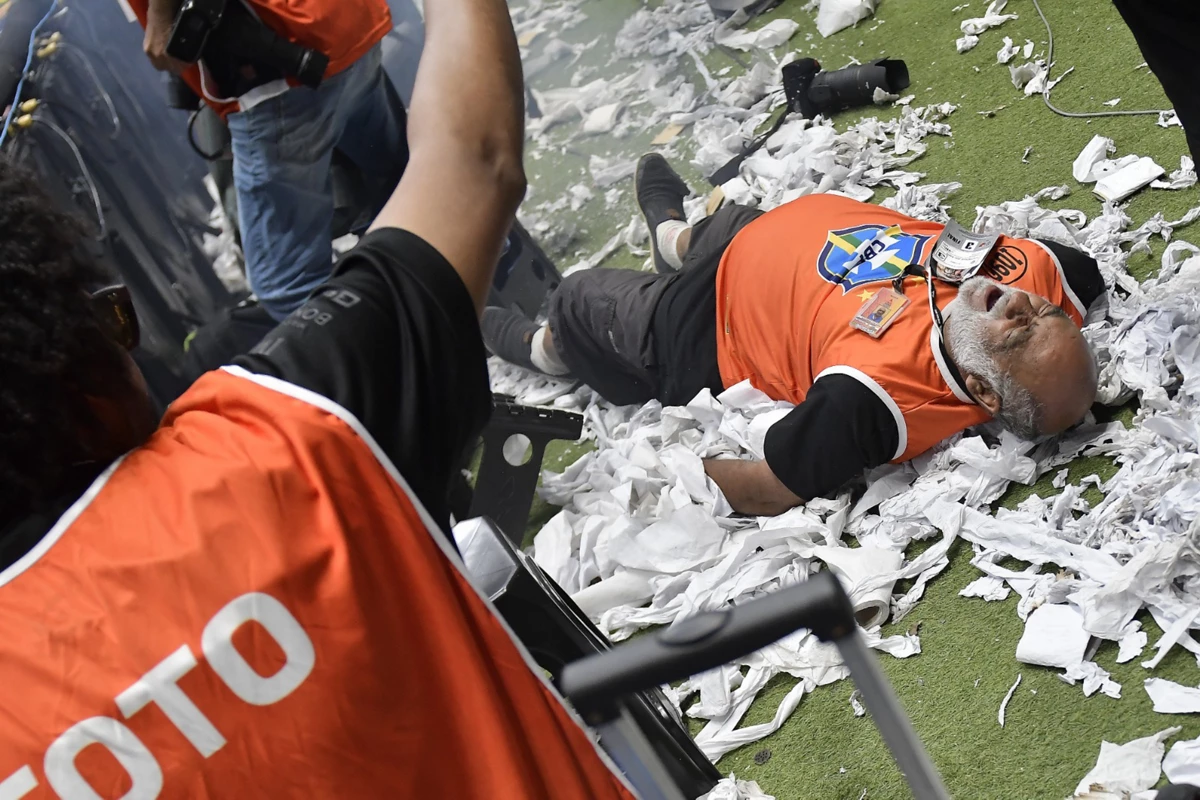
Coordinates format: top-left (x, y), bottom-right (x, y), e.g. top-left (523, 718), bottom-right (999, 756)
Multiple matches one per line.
top-left (129, 0), bottom-right (410, 320)
top-left (0, 0), bottom-right (635, 796)
top-left (1113, 0), bottom-right (1200, 159)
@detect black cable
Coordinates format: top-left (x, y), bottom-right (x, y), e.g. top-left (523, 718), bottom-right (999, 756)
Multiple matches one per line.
top-left (1031, 0), bottom-right (1168, 119)
top-left (186, 109), bottom-right (224, 161)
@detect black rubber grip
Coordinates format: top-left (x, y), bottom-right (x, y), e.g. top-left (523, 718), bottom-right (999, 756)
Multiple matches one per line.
top-left (558, 570), bottom-right (856, 717)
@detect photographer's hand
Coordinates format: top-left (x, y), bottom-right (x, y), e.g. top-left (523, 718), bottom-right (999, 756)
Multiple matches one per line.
top-left (144, 0), bottom-right (188, 74)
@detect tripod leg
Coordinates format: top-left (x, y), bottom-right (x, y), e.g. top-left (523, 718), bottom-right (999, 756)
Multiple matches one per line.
top-left (836, 632), bottom-right (950, 800)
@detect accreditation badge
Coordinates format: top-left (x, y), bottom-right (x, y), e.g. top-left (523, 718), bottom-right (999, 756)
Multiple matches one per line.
top-left (930, 220), bottom-right (999, 284)
top-left (850, 287), bottom-right (910, 338)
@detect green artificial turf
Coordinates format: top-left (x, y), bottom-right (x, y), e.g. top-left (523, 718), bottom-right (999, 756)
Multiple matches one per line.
top-left (516, 0), bottom-right (1200, 797)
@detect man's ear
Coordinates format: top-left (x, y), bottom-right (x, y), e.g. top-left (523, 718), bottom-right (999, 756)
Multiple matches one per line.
top-left (965, 373), bottom-right (1002, 416)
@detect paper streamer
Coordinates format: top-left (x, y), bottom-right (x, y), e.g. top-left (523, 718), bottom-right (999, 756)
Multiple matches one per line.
top-left (571, 571), bottom-right (655, 618)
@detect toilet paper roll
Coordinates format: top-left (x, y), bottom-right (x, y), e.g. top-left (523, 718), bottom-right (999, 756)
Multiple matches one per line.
top-left (813, 545), bottom-right (905, 629)
top-left (571, 571), bottom-right (655, 619)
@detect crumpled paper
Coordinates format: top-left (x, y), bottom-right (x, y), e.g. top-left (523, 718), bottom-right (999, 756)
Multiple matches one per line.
top-left (1151, 156), bottom-right (1198, 191)
top-left (996, 36), bottom-right (1018, 64)
top-left (1073, 728), bottom-right (1181, 797)
top-left (1016, 604), bottom-right (1090, 669)
top-left (961, 0), bottom-right (1018, 36)
top-left (700, 774), bottom-right (776, 800)
top-left (715, 17), bottom-right (799, 52)
top-left (1060, 661), bottom-right (1122, 700)
top-left (999, 673), bottom-right (1022, 727)
top-left (1164, 735), bottom-right (1200, 787)
top-left (1074, 136), bottom-right (1117, 184)
top-left (816, 0), bottom-right (877, 38)
top-left (1144, 677), bottom-right (1200, 714)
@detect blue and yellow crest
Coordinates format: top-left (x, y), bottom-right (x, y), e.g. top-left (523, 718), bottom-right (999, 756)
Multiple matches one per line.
top-left (816, 224), bottom-right (932, 292)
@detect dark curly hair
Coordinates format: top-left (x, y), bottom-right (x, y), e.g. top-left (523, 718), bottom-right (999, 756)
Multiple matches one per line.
top-left (0, 159), bottom-right (124, 525)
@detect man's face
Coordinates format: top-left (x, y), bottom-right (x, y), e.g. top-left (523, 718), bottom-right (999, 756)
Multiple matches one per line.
top-left (944, 277), bottom-right (1096, 435)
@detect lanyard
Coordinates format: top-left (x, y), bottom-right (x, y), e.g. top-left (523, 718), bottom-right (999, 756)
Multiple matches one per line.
top-left (895, 264), bottom-right (975, 402)
top-left (890, 264), bottom-right (946, 333)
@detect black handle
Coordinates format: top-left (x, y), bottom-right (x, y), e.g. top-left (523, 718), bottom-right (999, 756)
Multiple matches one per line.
top-left (559, 571), bottom-right (856, 719)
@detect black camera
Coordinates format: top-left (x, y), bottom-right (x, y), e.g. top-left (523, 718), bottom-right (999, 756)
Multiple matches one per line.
top-left (783, 57), bottom-right (910, 119)
top-left (166, 0), bottom-right (330, 93)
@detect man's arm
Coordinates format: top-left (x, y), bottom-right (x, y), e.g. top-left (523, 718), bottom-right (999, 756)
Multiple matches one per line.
top-left (705, 373), bottom-right (903, 516)
top-left (369, 0), bottom-right (527, 316)
top-left (232, 0), bottom-right (526, 527)
top-left (143, 0), bottom-right (188, 74)
top-left (703, 458), bottom-right (802, 517)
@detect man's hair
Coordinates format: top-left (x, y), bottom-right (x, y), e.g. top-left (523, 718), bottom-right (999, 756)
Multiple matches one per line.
top-left (991, 371), bottom-right (1041, 439)
top-left (951, 327), bottom-right (1043, 438)
top-left (0, 160), bottom-right (120, 523)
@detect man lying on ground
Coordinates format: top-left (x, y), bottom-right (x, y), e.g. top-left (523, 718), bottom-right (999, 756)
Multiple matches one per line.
top-left (0, 0), bottom-right (634, 795)
top-left (485, 154), bottom-right (1105, 516)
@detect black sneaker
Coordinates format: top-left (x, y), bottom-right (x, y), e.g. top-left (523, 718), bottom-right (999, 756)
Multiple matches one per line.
top-left (636, 153), bottom-right (691, 274)
top-left (482, 306), bottom-right (542, 372)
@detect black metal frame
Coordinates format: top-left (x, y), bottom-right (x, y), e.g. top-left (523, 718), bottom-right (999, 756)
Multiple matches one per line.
top-left (559, 571), bottom-right (952, 800)
top-left (455, 518), bottom-right (722, 798)
top-left (469, 395), bottom-right (584, 545)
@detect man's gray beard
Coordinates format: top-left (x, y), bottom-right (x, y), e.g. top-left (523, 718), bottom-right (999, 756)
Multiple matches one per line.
top-left (942, 285), bottom-right (1002, 382)
top-left (942, 281), bottom-right (1041, 438)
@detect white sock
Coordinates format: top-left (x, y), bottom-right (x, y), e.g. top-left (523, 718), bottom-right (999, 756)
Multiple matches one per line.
top-left (530, 326), bottom-right (570, 376)
top-left (655, 220), bottom-right (690, 270)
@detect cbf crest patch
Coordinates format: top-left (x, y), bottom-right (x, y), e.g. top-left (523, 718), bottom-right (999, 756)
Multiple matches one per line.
top-left (816, 224), bottom-right (933, 292)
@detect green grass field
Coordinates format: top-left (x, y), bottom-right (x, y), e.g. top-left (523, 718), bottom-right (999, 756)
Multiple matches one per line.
top-left (517, 1), bottom-right (1200, 796)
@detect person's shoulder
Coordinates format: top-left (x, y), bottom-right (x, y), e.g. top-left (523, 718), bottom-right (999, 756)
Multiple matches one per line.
top-left (340, 228), bottom-right (457, 283)
top-left (1028, 238), bottom-right (1105, 313)
top-left (159, 368), bottom-right (387, 473)
top-left (337, 227), bottom-right (480, 322)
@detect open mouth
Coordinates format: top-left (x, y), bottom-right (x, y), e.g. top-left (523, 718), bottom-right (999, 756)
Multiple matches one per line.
top-left (984, 285), bottom-right (1003, 312)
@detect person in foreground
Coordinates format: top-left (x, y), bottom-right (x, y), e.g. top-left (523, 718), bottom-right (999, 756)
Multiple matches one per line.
top-left (0, 1), bottom-right (634, 796)
top-left (485, 154), bottom-right (1105, 517)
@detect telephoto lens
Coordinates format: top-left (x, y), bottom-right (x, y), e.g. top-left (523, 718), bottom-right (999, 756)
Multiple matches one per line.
top-left (785, 58), bottom-right (910, 119)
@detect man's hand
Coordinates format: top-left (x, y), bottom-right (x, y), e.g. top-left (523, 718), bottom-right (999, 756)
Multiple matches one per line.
top-left (144, 0), bottom-right (188, 74)
top-left (703, 458), bottom-right (803, 517)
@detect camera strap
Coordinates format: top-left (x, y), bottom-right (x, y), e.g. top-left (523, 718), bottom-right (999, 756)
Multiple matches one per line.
top-left (706, 107), bottom-right (794, 186)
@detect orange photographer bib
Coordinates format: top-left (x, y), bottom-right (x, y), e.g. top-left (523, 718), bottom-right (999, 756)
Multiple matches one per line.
top-left (0, 367), bottom-right (635, 800)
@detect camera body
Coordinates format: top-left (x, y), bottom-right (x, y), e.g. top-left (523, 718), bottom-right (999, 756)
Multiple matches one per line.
top-left (166, 0), bottom-right (330, 93)
top-left (166, 0), bottom-right (224, 64)
top-left (783, 57), bottom-right (910, 119)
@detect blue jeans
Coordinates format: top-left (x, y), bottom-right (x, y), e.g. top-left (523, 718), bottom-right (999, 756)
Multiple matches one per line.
top-left (227, 44), bottom-right (408, 320)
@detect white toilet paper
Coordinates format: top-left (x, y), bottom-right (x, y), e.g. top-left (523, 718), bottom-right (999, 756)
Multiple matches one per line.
top-left (1016, 603), bottom-right (1091, 669)
top-left (813, 546), bottom-right (905, 629)
top-left (571, 571), bottom-right (655, 618)
top-left (1093, 156), bottom-right (1166, 203)
top-left (1072, 135), bottom-right (1114, 183)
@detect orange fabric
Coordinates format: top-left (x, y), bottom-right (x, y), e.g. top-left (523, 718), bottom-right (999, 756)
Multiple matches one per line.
top-left (126, 0), bottom-right (392, 116)
top-left (0, 370), bottom-right (635, 799)
top-left (715, 195), bottom-right (1083, 461)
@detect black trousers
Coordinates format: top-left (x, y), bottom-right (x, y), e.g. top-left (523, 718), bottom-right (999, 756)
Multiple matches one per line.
top-left (546, 205), bottom-right (761, 406)
top-left (1114, 0), bottom-right (1200, 159)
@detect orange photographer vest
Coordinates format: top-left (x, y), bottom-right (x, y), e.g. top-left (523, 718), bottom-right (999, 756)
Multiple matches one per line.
top-left (0, 367), bottom-right (635, 800)
top-left (125, 0), bottom-right (392, 116)
top-left (715, 194), bottom-right (1086, 462)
